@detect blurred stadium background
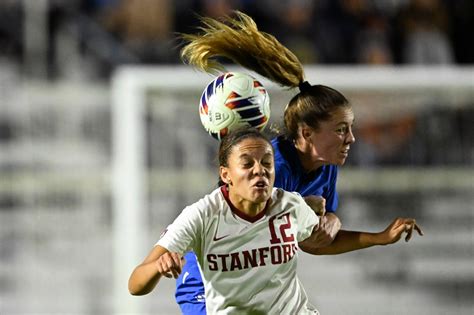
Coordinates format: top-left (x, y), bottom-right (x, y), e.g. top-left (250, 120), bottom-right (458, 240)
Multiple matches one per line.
top-left (0, 1), bottom-right (473, 314)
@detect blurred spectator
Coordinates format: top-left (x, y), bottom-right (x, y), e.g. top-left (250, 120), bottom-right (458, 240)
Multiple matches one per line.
top-left (446, 0), bottom-right (474, 64)
top-left (99, 0), bottom-right (175, 63)
top-left (314, 0), bottom-right (369, 64)
top-left (257, 0), bottom-right (320, 63)
top-left (395, 0), bottom-right (454, 64)
top-left (355, 13), bottom-right (393, 64)
top-left (0, 0), bottom-right (23, 64)
top-left (312, 0), bottom-right (393, 64)
top-left (199, 0), bottom-right (240, 18)
top-left (0, 0), bottom-right (472, 80)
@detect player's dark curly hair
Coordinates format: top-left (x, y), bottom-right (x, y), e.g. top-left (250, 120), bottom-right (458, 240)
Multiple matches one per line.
top-left (181, 11), bottom-right (351, 141)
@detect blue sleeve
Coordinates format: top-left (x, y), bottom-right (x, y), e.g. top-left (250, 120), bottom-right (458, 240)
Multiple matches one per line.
top-left (175, 252), bottom-right (206, 314)
top-left (324, 167), bottom-right (339, 213)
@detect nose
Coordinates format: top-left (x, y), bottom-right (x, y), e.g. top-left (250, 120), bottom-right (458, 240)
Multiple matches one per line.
top-left (253, 163), bottom-right (265, 176)
top-left (346, 128), bottom-right (355, 144)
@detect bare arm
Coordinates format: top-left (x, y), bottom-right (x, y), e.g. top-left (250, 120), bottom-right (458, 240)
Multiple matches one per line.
top-left (128, 245), bottom-right (184, 295)
top-left (300, 217), bottom-right (423, 255)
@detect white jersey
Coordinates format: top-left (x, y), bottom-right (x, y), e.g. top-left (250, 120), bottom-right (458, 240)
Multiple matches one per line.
top-left (157, 186), bottom-right (320, 315)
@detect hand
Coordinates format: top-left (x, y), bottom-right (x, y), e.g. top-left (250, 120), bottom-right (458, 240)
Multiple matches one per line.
top-left (378, 217), bottom-right (424, 245)
top-left (310, 212), bottom-right (342, 247)
top-left (304, 195), bottom-right (326, 216)
top-left (155, 252), bottom-right (184, 279)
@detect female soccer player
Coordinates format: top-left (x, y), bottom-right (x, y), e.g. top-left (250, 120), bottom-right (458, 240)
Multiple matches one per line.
top-left (166, 11), bottom-right (424, 314)
top-left (129, 128), bottom-right (421, 315)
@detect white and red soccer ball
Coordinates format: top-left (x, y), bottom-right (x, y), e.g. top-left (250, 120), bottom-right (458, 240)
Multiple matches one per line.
top-left (199, 72), bottom-right (270, 140)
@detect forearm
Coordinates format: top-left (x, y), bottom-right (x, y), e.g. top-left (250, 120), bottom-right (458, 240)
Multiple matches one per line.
top-left (300, 217), bottom-right (423, 255)
top-left (128, 261), bottom-right (162, 295)
top-left (301, 229), bottom-right (382, 255)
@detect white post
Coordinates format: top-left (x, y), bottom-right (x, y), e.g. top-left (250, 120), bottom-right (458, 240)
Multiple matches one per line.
top-left (112, 68), bottom-right (147, 314)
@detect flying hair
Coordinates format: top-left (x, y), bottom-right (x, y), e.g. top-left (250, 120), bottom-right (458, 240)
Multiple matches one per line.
top-left (180, 11), bottom-right (305, 88)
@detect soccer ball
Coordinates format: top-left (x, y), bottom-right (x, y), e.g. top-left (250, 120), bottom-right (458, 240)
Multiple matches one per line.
top-left (199, 72), bottom-right (270, 140)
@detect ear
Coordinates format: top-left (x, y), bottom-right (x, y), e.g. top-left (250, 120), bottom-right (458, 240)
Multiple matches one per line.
top-left (220, 166), bottom-right (229, 184)
top-left (300, 123), bottom-right (313, 142)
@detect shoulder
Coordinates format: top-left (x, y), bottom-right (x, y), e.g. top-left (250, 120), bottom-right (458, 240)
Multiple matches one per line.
top-left (186, 187), bottom-right (225, 216)
top-left (271, 188), bottom-right (305, 206)
top-left (270, 189), bottom-right (316, 224)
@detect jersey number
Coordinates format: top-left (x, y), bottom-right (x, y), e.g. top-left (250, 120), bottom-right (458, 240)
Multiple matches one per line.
top-left (269, 213), bottom-right (295, 244)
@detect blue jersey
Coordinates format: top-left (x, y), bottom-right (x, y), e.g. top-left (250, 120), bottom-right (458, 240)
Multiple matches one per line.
top-left (175, 135), bottom-right (339, 314)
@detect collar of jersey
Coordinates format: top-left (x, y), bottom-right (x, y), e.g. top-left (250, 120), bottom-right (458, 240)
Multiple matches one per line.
top-left (220, 185), bottom-right (269, 223)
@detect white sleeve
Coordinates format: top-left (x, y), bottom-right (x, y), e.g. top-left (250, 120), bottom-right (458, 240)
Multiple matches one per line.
top-left (294, 194), bottom-right (319, 242)
top-left (156, 204), bottom-right (203, 255)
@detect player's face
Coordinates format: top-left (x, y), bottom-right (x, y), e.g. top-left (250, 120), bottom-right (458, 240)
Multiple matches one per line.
top-left (310, 107), bottom-right (355, 166)
top-left (221, 137), bottom-right (275, 212)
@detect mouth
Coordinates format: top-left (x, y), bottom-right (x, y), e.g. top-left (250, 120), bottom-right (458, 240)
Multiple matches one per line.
top-left (340, 147), bottom-right (350, 155)
top-left (253, 179), bottom-right (269, 190)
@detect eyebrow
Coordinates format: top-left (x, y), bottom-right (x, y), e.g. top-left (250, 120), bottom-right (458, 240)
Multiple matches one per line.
top-left (238, 152), bottom-right (273, 159)
top-left (336, 119), bottom-right (355, 125)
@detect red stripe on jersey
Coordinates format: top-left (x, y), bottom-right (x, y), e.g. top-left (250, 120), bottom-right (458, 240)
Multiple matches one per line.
top-left (220, 185), bottom-right (269, 223)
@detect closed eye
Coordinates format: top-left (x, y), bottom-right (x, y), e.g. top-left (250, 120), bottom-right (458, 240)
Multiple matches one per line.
top-left (262, 161), bottom-right (273, 167)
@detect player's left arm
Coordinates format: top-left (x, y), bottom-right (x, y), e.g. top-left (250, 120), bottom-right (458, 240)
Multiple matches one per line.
top-left (299, 217), bottom-right (423, 255)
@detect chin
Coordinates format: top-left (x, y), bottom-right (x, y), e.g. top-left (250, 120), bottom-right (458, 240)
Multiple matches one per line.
top-left (252, 192), bottom-right (271, 203)
top-left (335, 156), bottom-right (348, 166)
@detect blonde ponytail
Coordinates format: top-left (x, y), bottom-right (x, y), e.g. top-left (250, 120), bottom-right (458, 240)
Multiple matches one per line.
top-left (180, 11), bottom-right (305, 88)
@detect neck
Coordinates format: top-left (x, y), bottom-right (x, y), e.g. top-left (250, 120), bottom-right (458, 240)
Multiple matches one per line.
top-left (296, 148), bottom-right (324, 173)
top-left (228, 191), bottom-right (266, 217)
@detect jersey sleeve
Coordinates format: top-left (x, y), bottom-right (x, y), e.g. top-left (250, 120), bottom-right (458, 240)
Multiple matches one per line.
top-left (291, 193), bottom-right (320, 242)
top-left (156, 204), bottom-right (203, 255)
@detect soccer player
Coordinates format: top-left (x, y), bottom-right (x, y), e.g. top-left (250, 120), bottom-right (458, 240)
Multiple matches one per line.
top-left (166, 11), bottom-right (424, 314)
top-left (128, 128), bottom-right (421, 315)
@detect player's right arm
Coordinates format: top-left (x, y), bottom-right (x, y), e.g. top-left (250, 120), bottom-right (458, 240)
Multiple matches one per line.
top-left (128, 245), bottom-right (184, 295)
top-left (300, 217), bottom-right (423, 255)
top-left (129, 197), bottom-right (206, 296)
